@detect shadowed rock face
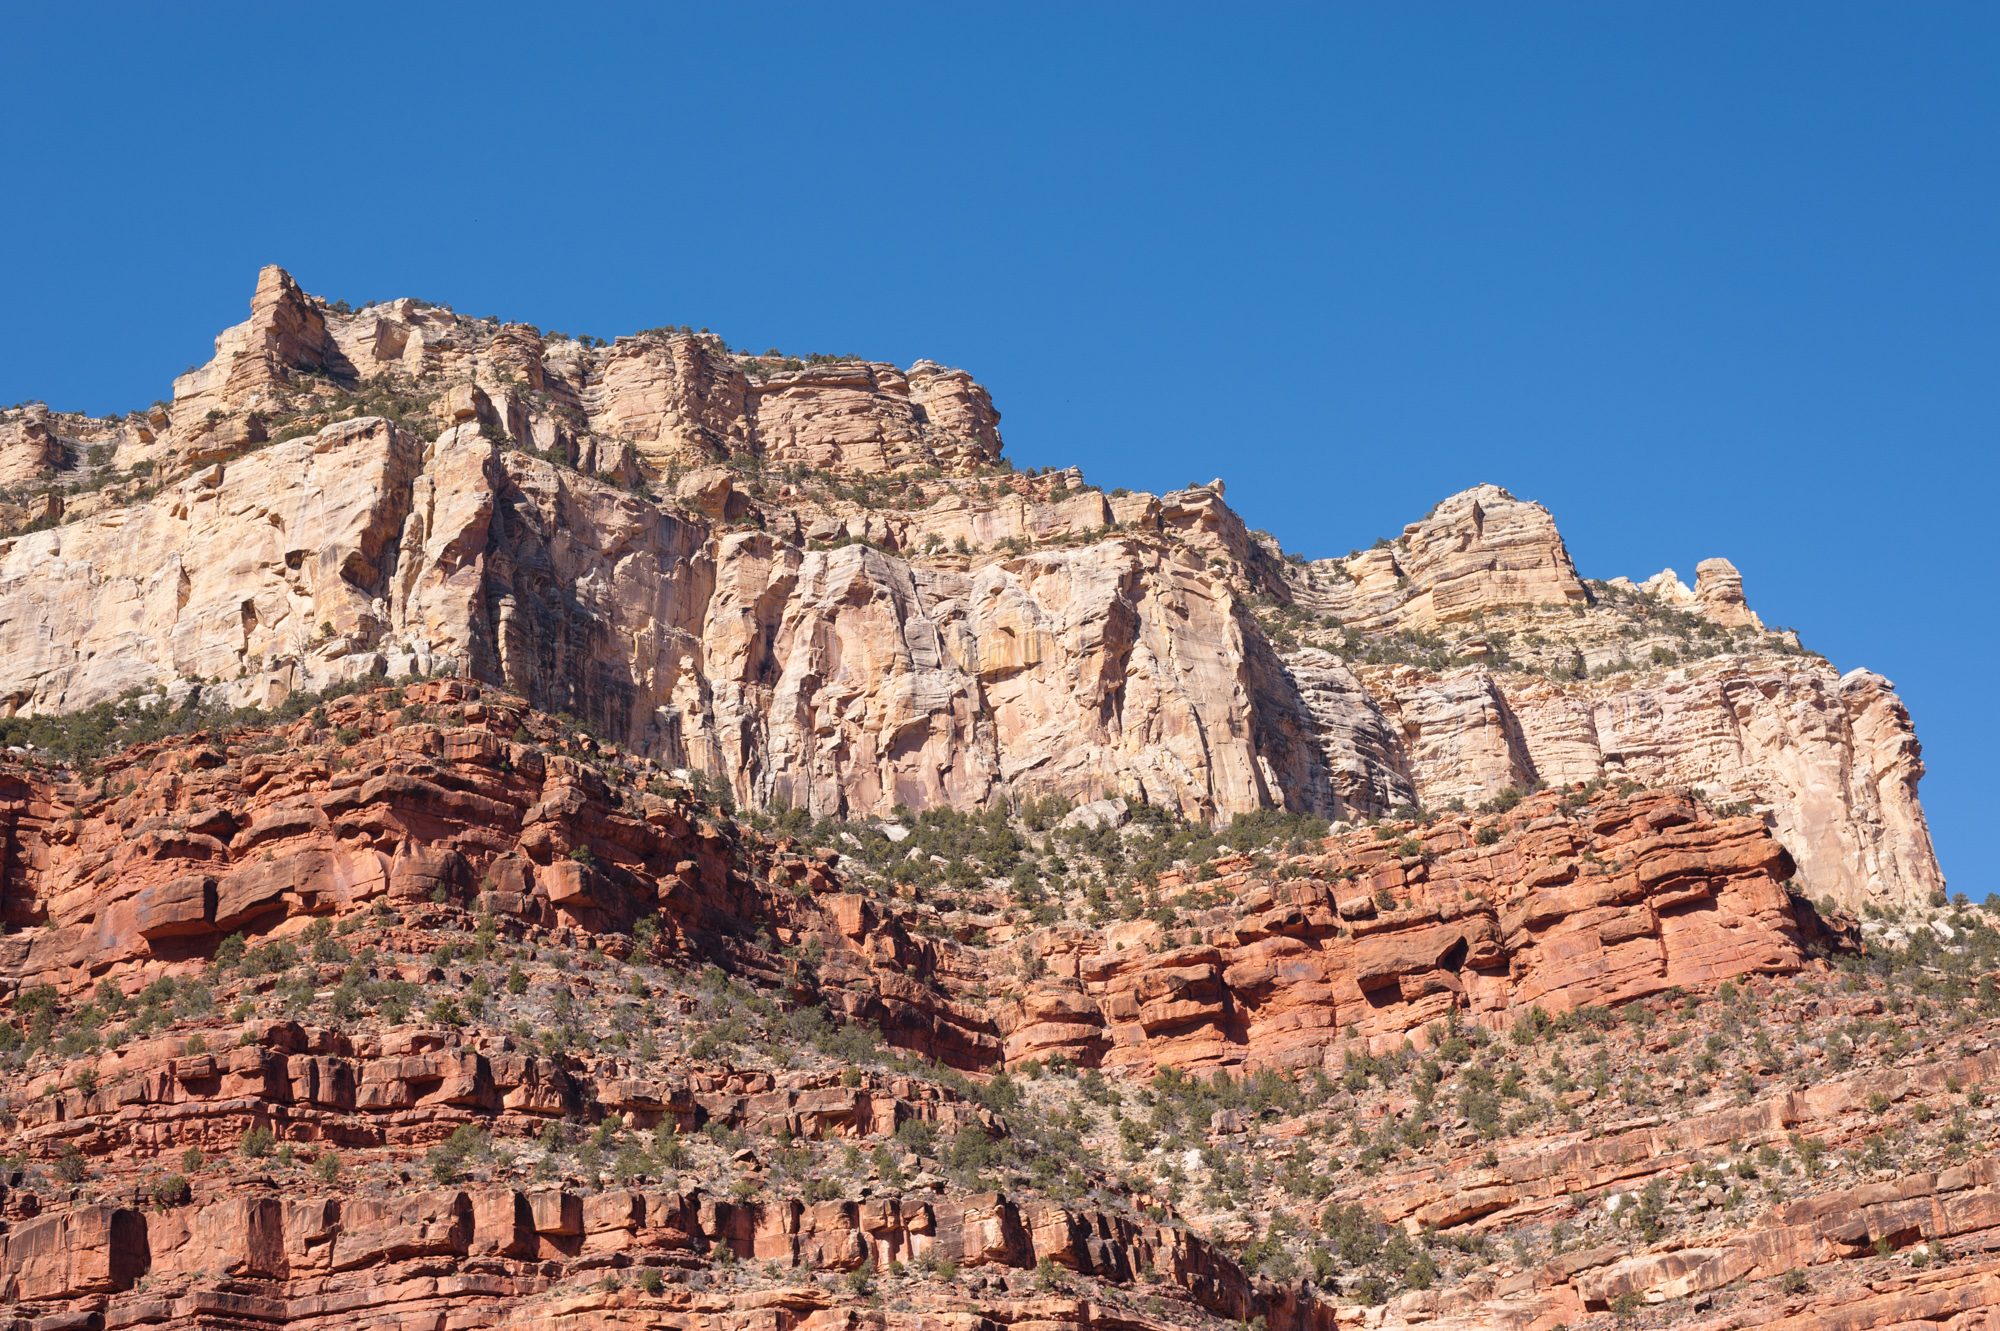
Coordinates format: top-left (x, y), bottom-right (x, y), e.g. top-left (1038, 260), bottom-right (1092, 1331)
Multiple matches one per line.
top-left (0, 269), bottom-right (1941, 916)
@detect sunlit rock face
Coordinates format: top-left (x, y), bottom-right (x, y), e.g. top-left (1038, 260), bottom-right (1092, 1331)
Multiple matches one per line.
top-left (0, 268), bottom-right (1942, 909)
top-left (0, 267), bottom-right (1978, 1331)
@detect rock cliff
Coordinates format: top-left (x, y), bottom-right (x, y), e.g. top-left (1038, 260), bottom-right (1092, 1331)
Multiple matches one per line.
top-left (0, 682), bottom-right (1991, 1331)
top-left (0, 266), bottom-right (1982, 1331)
top-left (0, 268), bottom-right (1941, 917)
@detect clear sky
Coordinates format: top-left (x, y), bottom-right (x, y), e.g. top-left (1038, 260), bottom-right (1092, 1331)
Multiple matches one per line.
top-left (3, 4), bottom-right (1994, 896)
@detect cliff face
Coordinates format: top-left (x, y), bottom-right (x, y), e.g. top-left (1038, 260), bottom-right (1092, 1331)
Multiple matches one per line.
top-left (0, 685), bottom-right (1310, 1328)
top-left (1276, 486), bottom-right (1942, 909)
top-left (0, 268), bottom-right (1982, 1331)
top-left (0, 426), bottom-right (1309, 828)
top-left (998, 789), bottom-right (1812, 1075)
top-left (0, 683), bottom-right (1991, 1331)
top-left (0, 268), bottom-right (1942, 910)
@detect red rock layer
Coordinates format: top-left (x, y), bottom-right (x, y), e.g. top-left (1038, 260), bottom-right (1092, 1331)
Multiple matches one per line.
top-left (0, 681), bottom-right (996, 1071)
top-left (3, 683), bottom-right (1973, 1331)
top-left (1, 1178), bottom-right (1301, 1329)
top-left (1001, 789), bottom-right (1816, 1072)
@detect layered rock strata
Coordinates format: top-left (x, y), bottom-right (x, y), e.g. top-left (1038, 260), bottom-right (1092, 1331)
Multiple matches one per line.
top-left (0, 269), bottom-right (1941, 916)
top-left (997, 789), bottom-right (1813, 1073)
top-left (0, 686), bottom-right (1991, 1331)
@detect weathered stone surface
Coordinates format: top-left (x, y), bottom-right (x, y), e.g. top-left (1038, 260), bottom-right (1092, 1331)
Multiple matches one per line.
top-left (1308, 655), bottom-right (1943, 909)
top-left (1001, 788), bottom-right (1810, 1072)
top-left (0, 404), bottom-right (64, 488)
top-left (0, 682), bottom-right (1986, 1331)
top-left (170, 264), bottom-right (344, 435)
top-left (1293, 484), bottom-right (1586, 632)
top-left (0, 269), bottom-right (1942, 913)
top-left (0, 1206), bottom-right (147, 1301)
top-left (1694, 555), bottom-right (1762, 629)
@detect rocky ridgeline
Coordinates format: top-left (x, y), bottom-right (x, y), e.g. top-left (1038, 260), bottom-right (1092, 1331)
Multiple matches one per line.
top-left (0, 266), bottom-right (1941, 915)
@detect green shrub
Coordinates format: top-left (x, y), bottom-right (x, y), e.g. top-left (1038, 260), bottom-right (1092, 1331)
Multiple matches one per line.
top-left (0, 676), bottom-right (390, 765)
top-left (425, 1123), bottom-right (487, 1184)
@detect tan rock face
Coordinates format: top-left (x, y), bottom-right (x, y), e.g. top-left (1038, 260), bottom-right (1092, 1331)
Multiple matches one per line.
top-left (1327, 658), bottom-right (1944, 909)
top-left (0, 419), bottom-right (459, 715)
top-left (0, 405), bottom-right (64, 487)
top-left (1293, 484), bottom-right (1587, 632)
top-left (1280, 649), bottom-right (1414, 814)
top-left (1366, 668), bottom-right (1535, 810)
top-left (579, 335), bottom-right (748, 469)
top-left (169, 265), bottom-right (342, 434)
top-left (0, 268), bottom-right (1945, 914)
top-left (1270, 490), bottom-right (1941, 909)
top-left (1694, 556), bottom-right (1762, 629)
top-left (0, 421), bottom-right (1320, 825)
top-left (1393, 484), bottom-right (1590, 626)
top-left (746, 361), bottom-right (999, 475)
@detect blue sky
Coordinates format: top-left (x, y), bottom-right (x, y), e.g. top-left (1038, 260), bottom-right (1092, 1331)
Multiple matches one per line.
top-left (3, 5), bottom-right (1994, 895)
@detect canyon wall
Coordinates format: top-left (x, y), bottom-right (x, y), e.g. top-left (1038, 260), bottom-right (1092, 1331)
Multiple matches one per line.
top-left (0, 680), bottom-right (1986, 1331)
top-left (0, 268), bottom-right (1942, 909)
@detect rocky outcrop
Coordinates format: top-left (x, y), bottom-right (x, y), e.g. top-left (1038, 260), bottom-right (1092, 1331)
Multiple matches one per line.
top-left (0, 1181), bottom-right (1307, 1329)
top-left (0, 418), bottom-right (453, 714)
top-left (1292, 484), bottom-right (1588, 632)
top-left (0, 682), bottom-right (985, 1064)
top-left (170, 265), bottom-right (347, 434)
top-left (0, 685), bottom-right (1347, 1327)
top-left (490, 467), bottom-right (1318, 821)
top-left (1332, 659), bottom-right (1944, 909)
top-left (997, 788), bottom-right (1812, 1072)
top-left (0, 686), bottom-right (1807, 1067)
top-left (1340, 1035), bottom-right (2000, 1329)
top-left (0, 406), bottom-right (63, 488)
top-left (1694, 556), bottom-right (1762, 629)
